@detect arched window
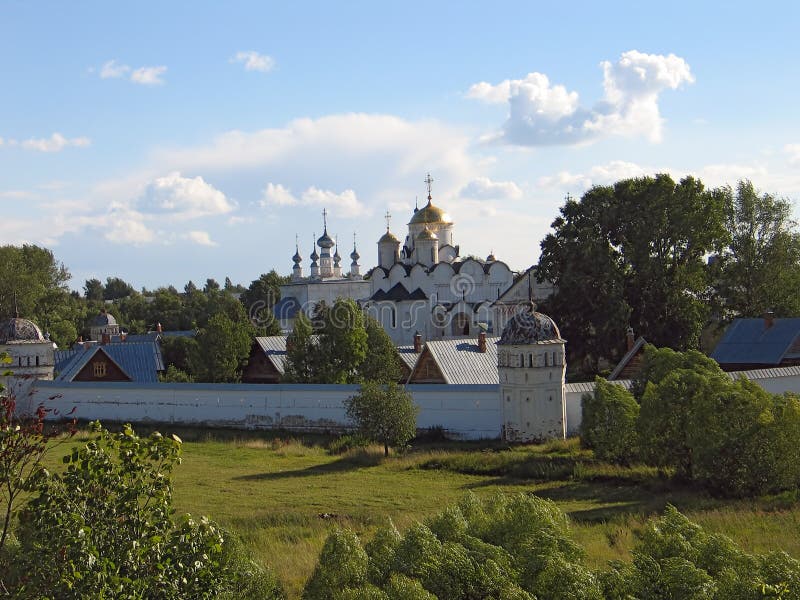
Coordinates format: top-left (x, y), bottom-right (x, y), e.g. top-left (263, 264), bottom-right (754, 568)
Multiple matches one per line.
top-left (519, 353), bottom-right (524, 366)
top-left (528, 354), bottom-right (533, 367)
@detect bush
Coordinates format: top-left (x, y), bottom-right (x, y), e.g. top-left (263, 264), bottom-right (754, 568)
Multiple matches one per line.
top-left (11, 422), bottom-right (279, 599)
top-left (580, 377), bottom-right (639, 464)
top-left (328, 433), bottom-right (370, 455)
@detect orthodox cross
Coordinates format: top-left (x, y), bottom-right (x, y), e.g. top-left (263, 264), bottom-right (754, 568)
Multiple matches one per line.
top-left (353, 232), bottom-right (357, 248)
top-left (322, 208), bottom-right (328, 231)
top-left (424, 173), bottom-right (434, 199)
top-left (384, 210), bottom-right (392, 231)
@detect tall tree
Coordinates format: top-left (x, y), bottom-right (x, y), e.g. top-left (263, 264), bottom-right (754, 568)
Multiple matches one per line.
top-left (716, 180), bottom-right (800, 318)
top-left (311, 298), bottom-right (368, 384)
top-left (282, 312), bottom-right (315, 383)
top-left (538, 174), bottom-right (728, 376)
top-left (83, 278), bottom-right (105, 302)
top-left (358, 316), bottom-right (402, 383)
top-left (189, 312), bottom-right (252, 383)
top-left (0, 245), bottom-right (70, 322)
top-left (103, 277), bottom-right (136, 300)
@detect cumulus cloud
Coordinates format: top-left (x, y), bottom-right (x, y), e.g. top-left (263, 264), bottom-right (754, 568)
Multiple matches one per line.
top-left (183, 230), bottom-right (218, 246)
top-left (20, 133), bottom-right (91, 152)
top-left (468, 50), bottom-right (694, 146)
top-left (460, 176), bottom-right (523, 200)
top-left (231, 50), bottom-right (275, 72)
top-left (137, 172), bottom-right (236, 220)
top-left (538, 160), bottom-right (649, 191)
top-left (97, 60), bottom-right (167, 85)
top-left (261, 183), bottom-right (366, 217)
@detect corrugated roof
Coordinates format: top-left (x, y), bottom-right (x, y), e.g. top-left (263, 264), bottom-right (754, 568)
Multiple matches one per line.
top-left (55, 342), bottom-right (163, 383)
top-left (254, 336), bottom-right (289, 375)
top-left (727, 365), bottom-right (800, 381)
top-left (711, 318), bottom-right (800, 365)
top-left (425, 336), bottom-right (500, 384)
top-left (396, 346), bottom-right (421, 371)
top-left (608, 336), bottom-right (647, 380)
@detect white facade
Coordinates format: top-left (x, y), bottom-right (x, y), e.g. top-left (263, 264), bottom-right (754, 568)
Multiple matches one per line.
top-left (0, 318), bottom-right (55, 398)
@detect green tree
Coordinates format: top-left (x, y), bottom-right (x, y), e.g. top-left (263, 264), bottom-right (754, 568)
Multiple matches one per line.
top-left (345, 382), bottom-right (417, 456)
top-left (240, 271), bottom-right (288, 337)
top-left (282, 312), bottom-right (315, 383)
top-left (190, 313), bottom-right (252, 383)
top-left (312, 299), bottom-right (369, 384)
top-left (12, 422), bottom-right (281, 599)
top-left (103, 276), bottom-right (136, 300)
top-left (0, 245), bottom-right (70, 322)
top-left (358, 316), bottom-right (402, 383)
top-left (538, 175), bottom-right (728, 375)
top-left (83, 278), bottom-right (105, 301)
top-left (580, 378), bottom-right (639, 464)
top-left (716, 180), bottom-right (800, 318)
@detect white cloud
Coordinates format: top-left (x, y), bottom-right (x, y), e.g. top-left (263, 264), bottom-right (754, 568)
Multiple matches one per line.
top-left (538, 160), bottom-right (649, 191)
top-left (100, 59), bottom-right (130, 79)
top-left (469, 50), bottom-right (694, 146)
top-left (785, 144), bottom-right (800, 166)
top-left (97, 60), bottom-right (167, 85)
top-left (137, 172), bottom-right (236, 220)
top-left (183, 230), bottom-right (218, 246)
top-left (20, 133), bottom-right (91, 153)
top-left (460, 176), bottom-right (523, 200)
top-left (231, 50), bottom-right (275, 73)
top-left (261, 183), bottom-right (367, 218)
top-left (130, 65), bottom-right (167, 85)
top-left (103, 208), bottom-right (155, 244)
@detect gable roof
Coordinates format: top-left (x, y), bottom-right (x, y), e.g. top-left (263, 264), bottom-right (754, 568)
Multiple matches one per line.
top-left (608, 336), bottom-right (647, 381)
top-left (55, 342), bottom-right (164, 383)
top-left (710, 318), bottom-right (800, 365)
top-left (396, 345), bottom-right (422, 372)
top-left (416, 336), bottom-right (500, 384)
top-left (370, 283), bottom-right (428, 302)
top-left (254, 336), bottom-right (289, 375)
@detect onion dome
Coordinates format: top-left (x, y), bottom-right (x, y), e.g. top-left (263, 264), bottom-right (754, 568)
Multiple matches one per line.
top-left (416, 227), bottom-right (438, 241)
top-left (293, 247), bottom-right (302, 264)
top-left (90, 309), bottom-right (117, 327)
top-left (317, 229), bottom-right (335, 250)
top-left (486, 253), bottom-right (496, 262)
top-left (333, 247), bottom-right (342, 267)
top-left (409, 198), bottom-right (452, 225)
top-left (498, 303), bottom-right (562, 345)
top-left (379, 229), bottom-right (400, 244)
top-left (0, 318), bottom-right (45, 344)
top-left (310, 236), bottom-right (319, 263)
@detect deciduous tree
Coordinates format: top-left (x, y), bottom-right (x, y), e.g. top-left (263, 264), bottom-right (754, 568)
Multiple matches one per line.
top-left (345, 382), bottom-right (417, 456)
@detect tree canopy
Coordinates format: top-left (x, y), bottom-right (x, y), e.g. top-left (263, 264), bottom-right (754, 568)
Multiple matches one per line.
top-left (344, 381), bottom-right (418, 456)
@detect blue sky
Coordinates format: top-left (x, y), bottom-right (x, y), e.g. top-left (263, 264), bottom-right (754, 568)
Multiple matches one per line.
top-left (2, 1), bottom-right (799, 291)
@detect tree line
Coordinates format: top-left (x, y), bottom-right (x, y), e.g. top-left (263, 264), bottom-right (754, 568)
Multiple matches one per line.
top-left (537, 177), bottom-right (800, 379)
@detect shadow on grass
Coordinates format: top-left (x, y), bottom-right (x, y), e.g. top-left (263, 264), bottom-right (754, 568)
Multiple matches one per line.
top-left (233, 452), bottom-right (384, 481)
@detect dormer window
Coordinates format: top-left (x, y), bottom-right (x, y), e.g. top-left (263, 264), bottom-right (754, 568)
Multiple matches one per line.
top-left (93, 361), bottom-right (107, 378)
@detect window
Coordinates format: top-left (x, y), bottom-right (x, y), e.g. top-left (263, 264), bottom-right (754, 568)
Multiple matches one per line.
top-left (93, 361), bottom-right (108, 378)
top-left (528, 354), bottom-right (533, 367)
top-left (35, 356), bottom-right (39, 366)
top-left (391, 307), bottom-right (396, 328)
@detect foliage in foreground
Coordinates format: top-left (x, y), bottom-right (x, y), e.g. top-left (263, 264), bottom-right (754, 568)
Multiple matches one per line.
top-left (4, 422), bottom-right (283, 599)
top-left (303, 493), bottom-right (800, 600)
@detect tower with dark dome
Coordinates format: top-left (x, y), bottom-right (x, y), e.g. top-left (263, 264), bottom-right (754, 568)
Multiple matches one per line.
top-left (89, 308), bottom-right (120, 342)
top-left (0, 317), bottom-right (56, 393)
top-left (496, 303), bottom-right (566, 441)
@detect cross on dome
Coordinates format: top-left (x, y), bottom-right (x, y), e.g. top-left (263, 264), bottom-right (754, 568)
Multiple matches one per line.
top-left (424, 173), bottom-right (434, 200)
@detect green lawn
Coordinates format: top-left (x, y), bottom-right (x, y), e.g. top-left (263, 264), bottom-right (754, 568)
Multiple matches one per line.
top-left (39, 427), bottom-right (800, 598)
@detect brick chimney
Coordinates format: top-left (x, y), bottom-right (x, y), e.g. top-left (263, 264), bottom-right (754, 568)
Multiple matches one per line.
top-left (413, 332), bottom-right (423, 353)
top-left (626, 326), bottom-right (635, 351)
top-left (120, 332), bottom-right (127, 342)
top-left (764, 311), bottom-right (775, 329)
top-left (477, 331), bottom-right (487, 353)
top-left (101, 333), bottom-right (111, 345)
top-left (156, 322), bottom-right (163, 333)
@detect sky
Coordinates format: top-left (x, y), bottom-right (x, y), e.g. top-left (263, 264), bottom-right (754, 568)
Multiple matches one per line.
top-left (2, 1), bottom-right (800, 291)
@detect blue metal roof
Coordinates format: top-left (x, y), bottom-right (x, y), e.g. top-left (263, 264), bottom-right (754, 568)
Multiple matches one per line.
top-left (710, 318), bottom-right (800, 365)
top-left (273, 296), bottom-right (301, 319)
top-left (54, 342), bottom-right (164, 383)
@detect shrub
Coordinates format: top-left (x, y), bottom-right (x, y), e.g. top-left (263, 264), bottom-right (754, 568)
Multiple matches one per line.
top-left (580, 377), bottom-right (639, 464)
top-left (345, 382), bottom-right (418, 457)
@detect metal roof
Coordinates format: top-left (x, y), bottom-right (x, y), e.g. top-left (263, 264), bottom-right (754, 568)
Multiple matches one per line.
top-left (396, 345), bottom-right (421, 371)
top-left (254, 336), bottom-right (289, 375)
top-left (710, 318), bottom-right (800, 365)
top-left (55, 342), bottom-right (164, 383)
top-left (424, 336), bottom-right (500, 384)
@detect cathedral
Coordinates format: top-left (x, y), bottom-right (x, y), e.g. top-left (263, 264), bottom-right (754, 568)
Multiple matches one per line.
top-left (274, 175), bottom-right (551, 345)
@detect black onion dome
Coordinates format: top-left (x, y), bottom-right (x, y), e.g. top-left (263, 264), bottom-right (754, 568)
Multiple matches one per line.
top-left (0, 318), bottom-right (45, 343)
top-left (292, 248), bottom-right (302, 264)
top-left (317, 229), bottom-right (335, 249)
top-left (498, 304), bottom-right (562, 345)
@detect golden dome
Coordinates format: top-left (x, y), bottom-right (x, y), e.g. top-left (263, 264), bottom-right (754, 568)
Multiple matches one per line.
top-left (416, 227), bottom-right (438, 241)
top-left (409, 198), bottom-right (452, 225)
top-left (378, 230), bottom-right (400, 244)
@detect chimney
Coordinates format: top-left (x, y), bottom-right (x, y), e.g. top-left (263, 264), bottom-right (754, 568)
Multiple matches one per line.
top-left (120, 332), bottom-right (127, 342)
top-left (413, 332), bottom-right (422, 353)
top-left (626, 326), bottom-right (635, 351)
top-left (477, 331), bottom-right (487, 353)
top-left (101, 333), bottom-right (111, 345)
top-left (156, 322), bottom-right (163, 333)
top-left (764, 311), bottom-right (775, 329)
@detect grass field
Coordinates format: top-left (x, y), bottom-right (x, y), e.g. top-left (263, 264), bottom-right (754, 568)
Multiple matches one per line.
top-left (39, 426), bottom-right (800, 598)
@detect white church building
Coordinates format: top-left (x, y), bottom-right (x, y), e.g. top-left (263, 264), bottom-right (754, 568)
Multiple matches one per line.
top-left (275, 175), bottom-right (552, 344)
